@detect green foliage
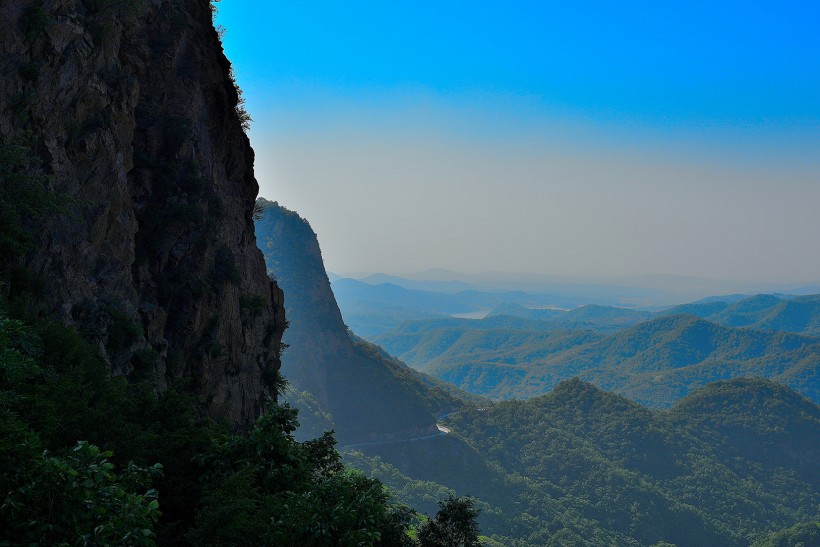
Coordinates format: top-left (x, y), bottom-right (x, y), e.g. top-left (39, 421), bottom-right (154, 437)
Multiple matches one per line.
top-left (0, 134), bottom-right (65, 317)
top-left (3, 441), bottom-right (161, 546)
top-left (261, 363), bottom-right (288, 395)
top-left (0, 312), bottom-right (413, 545)
top-left (266, 470), bottom-right (415, 546)
top-left (0, 315), bottom-right (159, 545)
top-left (235, 95), bottom-right (252, 132)
top-left (751, 521), bottom-right (820, 547)
top-left (228, 67), bottom-right (252, 131)
top-left (345, 378), bottom-right (818, 545)
top-left (441, 379), bottom-right (819, 545)
top-left (130, 348), bottom-right (158, 382)
top-left (343, 451), bottom-right (458, 518)
top-left (374, 312), bottom-right (820, 405)
top-left (665, 293), bottom-right (820, 337)
top-left (187, 404), bottom-right (414, 546)
top-left (280, 386), bottom-right (336, 441)
top-left (239, 293), bottom-right (267, 317)
top-left (102, 304), bottom-right (143, 355)
top-left (0, 134), bottom-right (59, 268)
top-left (418, 495), bottom-right (481, 547)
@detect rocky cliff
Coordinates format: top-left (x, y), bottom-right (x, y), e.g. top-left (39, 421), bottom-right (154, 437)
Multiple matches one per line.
top-left (0, 0), bottom-right (284, 425)
top-left (254, 199), bottom-right (463, 443)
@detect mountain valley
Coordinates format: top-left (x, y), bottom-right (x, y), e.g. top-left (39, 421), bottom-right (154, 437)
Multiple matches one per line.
top-left (1, 1), bottom-right (817, 545)
top-left (254, 200), bottom-right (820, 546)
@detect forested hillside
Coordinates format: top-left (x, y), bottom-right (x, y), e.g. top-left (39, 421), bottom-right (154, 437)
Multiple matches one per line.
top-left (346, 378), bottom-right (820, 546)
top-left (661, 293), bottom-right (820, 336)
top-left (254, 199), bottom-right (465, 442)
top-left (374, 313), bottom-right (819, 404)
top-left (3, 1), bottom-right (817, 545)
top-left (0, 1), bottom-right (418, 544)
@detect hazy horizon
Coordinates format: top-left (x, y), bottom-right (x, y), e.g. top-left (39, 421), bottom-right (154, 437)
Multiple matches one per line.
top-left (331, 268), bottom-right (820, 288)
top-left (216, 2), bottom-right (820, 285)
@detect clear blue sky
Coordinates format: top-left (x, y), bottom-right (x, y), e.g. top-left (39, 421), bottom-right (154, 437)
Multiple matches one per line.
top-left (216, 1), bottom-right (820, 283)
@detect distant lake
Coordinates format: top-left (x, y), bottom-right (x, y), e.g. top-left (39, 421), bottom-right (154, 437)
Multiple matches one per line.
top-left (449, 311), bottom-right (490, 319)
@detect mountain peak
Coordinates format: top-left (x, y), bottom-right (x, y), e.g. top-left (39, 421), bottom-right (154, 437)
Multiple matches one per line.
top-left (255, 202), bottom-right (461, 443)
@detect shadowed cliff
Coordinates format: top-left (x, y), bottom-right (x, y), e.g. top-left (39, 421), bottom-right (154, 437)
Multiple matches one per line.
top-left (255, 199), bottom-right (463, 443)
top-left (0, 0), bottom-right (284, 425)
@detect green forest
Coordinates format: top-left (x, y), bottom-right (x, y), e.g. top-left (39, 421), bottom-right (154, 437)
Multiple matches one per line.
top-left (0, 136), bottom-right (432, 544)
top-left (0, 312), bottom-right (404, 544)
top-left (373, 312), bottom-right (819, 404)
top-left (3, 1), bottom-right (819, 545)
top-left (3, 87), bottom-right (819, 547)
top-left (254, 200), bottom-right (820, 546)
top-left (345, 378), bottom-right (819, 546)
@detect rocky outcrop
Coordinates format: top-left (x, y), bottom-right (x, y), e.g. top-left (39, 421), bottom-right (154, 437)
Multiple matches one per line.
top-left (0, 0), bottom-right (284, 425)
top-left (255, 200), bottom-right (461, 443)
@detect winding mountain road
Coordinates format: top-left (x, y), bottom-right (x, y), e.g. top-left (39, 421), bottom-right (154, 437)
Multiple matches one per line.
top-left (340, 411), bottom-right (456, 451)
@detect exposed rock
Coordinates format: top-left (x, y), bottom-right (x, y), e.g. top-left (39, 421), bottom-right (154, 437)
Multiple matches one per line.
top-left (255, 199), bottom-right (461, 443)
top-left (0, 0), bottom-right (284, 425)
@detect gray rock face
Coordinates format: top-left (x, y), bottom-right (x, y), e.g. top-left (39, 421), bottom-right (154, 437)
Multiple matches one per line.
top-left (255, 200), bottom-right (460, 444)
top-left (0, 0), bottom-right (285, 425)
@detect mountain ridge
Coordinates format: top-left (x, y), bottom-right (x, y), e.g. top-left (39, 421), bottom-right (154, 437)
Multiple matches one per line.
top-left (254, 199), bottom-right (464, 443)
top-left (374, 312), bottom-right (820, 404)
top-left (349, 376), bottom-right (820, 545)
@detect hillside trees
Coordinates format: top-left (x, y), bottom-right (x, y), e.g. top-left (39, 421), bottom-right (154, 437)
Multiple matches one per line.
top-left (418, 495), bottom-right (481, 547)
top-left (0, 310), bottom-right (417, 545)
top-left (0, 144), bottom-right (415, 544)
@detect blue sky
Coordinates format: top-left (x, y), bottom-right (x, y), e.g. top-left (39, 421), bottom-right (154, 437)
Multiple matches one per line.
top-left (218, 1), bottom-right (819, 132)
top-left (216, 1), bottom-right (820, 283)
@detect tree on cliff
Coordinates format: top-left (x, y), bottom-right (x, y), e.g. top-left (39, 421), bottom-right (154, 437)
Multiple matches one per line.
top-left (417, 495), bottom-right (481, 547)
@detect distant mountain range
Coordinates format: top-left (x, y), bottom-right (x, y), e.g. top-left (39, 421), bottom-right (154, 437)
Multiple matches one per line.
top-left (331, 277), bottom-right (585, 337)
top-left (661, 293), bottom-right (820, 337)
top-left (373, 309), bottom-right (820, 405)
top-left (337, 270), bottom-right (820, 304)
top-left (332, 271), bottom-right (820, 339)
top-left (255, 201), bottom-right (819, 544)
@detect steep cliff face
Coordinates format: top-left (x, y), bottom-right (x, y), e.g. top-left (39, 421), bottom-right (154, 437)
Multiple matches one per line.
top-left (255, 200), bottom-right (461, 443)
top-left (0, 0), bottom-right (284, 425)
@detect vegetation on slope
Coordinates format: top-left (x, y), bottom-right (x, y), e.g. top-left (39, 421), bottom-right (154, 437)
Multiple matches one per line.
top-left (0, 309), bottom-right (422, 545)
top-left (375, 313), bottom-right (819, 404)
top-left (662, 293), bottom-right (820, 337)
top-left (348, 378), bottom-right (819, 546)
top-left (254, 199), bottom-right (465, 442)
top-left (0, 135), bottom-right (421, 545)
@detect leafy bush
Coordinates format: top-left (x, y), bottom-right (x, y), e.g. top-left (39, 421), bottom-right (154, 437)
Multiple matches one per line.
top-left (130, 347), bottom-right (158, 382)
top-left (0, 312), bottom-right (415, 545)
top-left (418, 495), bottom-right (481, 547)
top-left (0, 134), bottom-right (59, 268)
top-left (751, 521), bottom-right (820, 547)
top-left (3, 441), bottom-right (162, 546)
top-left (103, 304), bottom-right (143, 355)
top-left (240, 293), bottom-right (267, 317)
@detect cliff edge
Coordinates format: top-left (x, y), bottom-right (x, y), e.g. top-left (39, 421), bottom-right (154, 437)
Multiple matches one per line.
top-left (255, 199), bottom-right (463, 443)
top-left (0, 0), bottom-right (284, 425)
